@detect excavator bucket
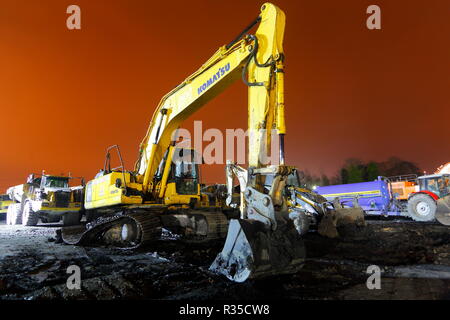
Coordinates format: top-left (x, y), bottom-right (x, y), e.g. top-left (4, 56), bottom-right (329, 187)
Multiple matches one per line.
top-left (318, 198), bottom-right (366, 238)
top-left (436, 195), bottom-right (450, 226)
top-left (210, 218), bottom-right (305, 282)
top-left (291, 188), bottom-right (365, 238)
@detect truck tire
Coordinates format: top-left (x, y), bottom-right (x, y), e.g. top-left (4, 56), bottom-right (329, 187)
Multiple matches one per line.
top-left (63, 212), bottom-right (81, 226)
top-left (7, 203), bottom-right (23, 225)
top-left (22, 202), bottom-right (39, 226)
top-left (407, 194), bottom-right (436, 222)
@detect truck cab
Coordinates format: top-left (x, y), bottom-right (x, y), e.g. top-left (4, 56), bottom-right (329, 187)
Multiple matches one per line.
top-left (6, 173), bottom-right (84, 226)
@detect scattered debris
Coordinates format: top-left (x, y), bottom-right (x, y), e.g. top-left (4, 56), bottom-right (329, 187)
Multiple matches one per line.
top-left (0, 220), bottom-right (449, 300)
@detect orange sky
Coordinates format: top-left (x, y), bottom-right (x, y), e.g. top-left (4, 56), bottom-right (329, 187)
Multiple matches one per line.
top-left (0, 0), bottom-right (449, 191)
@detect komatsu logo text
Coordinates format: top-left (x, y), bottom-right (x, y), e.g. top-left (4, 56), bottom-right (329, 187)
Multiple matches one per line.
top-left (197, 62), bottom-right (231, 95)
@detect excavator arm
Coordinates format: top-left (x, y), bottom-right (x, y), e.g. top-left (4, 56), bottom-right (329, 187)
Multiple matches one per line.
top-left (135, 3), bottom-right (286, 197)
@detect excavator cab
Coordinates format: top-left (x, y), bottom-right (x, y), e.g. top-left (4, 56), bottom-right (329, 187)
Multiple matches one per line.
top-left (172, 160), bottom-right (199, 195)
top-left (158, 148), bottom-right (199, 195)
top-left (152, 146), bottom-right (201, 205)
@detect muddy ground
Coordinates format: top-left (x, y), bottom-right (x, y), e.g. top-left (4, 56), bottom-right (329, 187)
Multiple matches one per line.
top-left (0, 217), bottom-right (449, 300)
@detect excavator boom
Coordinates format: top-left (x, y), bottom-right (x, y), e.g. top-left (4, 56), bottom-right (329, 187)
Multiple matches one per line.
top-left (135, 2), bottom-right (287, 193)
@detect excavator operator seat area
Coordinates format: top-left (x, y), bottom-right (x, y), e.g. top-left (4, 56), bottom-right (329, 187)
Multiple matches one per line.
top-left (172, 161), bottom-right (199, 195)
top-left (154, 147), bottom-right (201, 196)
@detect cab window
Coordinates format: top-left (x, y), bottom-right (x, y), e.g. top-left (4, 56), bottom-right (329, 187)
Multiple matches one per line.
top-left (43, 177), bottom-right (69, 188)
top-left (422, 177), bottom-right (450, 198)
top-left (171, 160), bottom-right (198, 195)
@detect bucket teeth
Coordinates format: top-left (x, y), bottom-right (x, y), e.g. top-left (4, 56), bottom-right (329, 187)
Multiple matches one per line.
top-left (210, 218), bottom-right (305, 282)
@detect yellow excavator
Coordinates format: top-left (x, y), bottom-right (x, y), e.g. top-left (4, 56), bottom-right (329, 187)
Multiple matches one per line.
top-left (62, 2), bottom-right (364, 282)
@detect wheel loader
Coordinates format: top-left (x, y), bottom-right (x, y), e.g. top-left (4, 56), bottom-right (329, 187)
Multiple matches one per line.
top-left (61, 2), bottom-right (364, 282)
top-left (6, 172), bottom-right (84, 226)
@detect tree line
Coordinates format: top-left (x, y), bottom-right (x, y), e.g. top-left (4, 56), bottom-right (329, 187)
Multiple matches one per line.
top-left (299, 157), bottom-right (422, 189)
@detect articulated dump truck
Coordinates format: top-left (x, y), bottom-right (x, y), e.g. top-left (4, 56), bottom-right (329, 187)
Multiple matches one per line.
top-left (6, 173), bottom-right (84, 226)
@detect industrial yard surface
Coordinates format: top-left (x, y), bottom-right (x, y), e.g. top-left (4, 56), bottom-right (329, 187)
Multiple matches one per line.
top-left (1, 219), bottom-right (449, 300)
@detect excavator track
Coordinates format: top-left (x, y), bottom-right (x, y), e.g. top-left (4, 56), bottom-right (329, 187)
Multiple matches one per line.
top-left (159, 210), bottom-right (230, 243)
top-left (62, 207), bottom-right (230, 249)
top-left (181, 211), bottom-right (229, 243)
top-left (61, 208), bottom-right (162, 249)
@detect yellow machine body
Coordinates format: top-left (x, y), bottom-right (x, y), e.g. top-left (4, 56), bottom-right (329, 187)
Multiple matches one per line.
top-left (84, 145), bottom-right (203, 209)
top-left (0, 195), bottom-right (13, 214)
top-left (83, 3), bottom-right (287, 215)
top-left (71, 3), bottom-right (333, 283)
top-left (84, 172), bottom-right (142, 210)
